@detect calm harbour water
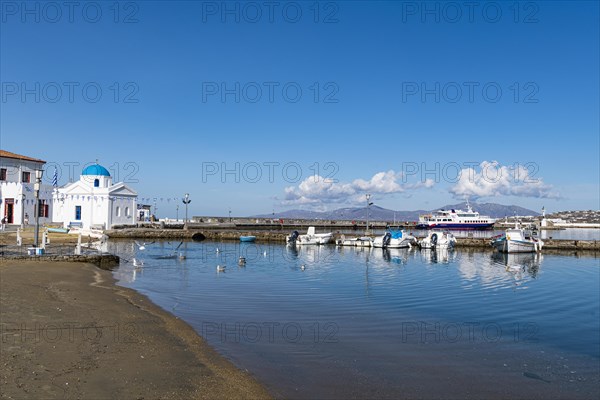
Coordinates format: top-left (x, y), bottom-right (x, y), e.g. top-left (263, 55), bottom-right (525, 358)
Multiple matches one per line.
top-left (110, 240), bottom-right (600, 399)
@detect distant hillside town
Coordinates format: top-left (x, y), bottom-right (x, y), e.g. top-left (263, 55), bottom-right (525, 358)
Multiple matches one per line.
top-left (546, 210), bottom-right (600, 224)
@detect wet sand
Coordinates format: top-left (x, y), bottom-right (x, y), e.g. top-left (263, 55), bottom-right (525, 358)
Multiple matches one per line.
top-left (0, 260), bottom-right (272, 399)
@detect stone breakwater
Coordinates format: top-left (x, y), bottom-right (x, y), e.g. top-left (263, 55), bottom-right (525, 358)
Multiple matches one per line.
top-left (455, 238), bottom-right (599, 251)
top-left (0, 254), bottom-right (120, 270)
top-left (106, 228), bottom-right (285, 242)
top-left (104, 228), bottom-right (599, 251)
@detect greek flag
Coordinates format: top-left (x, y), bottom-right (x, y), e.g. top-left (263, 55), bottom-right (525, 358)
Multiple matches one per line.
top-left (52, 167), bottom-right (58, 187)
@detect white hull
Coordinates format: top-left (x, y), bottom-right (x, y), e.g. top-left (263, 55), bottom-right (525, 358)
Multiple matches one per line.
top-left (492, 225), bottom-right (543, 253)
top-left (336, 236), bottom-right (373, 247)
top-left (493, 239), bottom-right (539, 253)
top-left (296, 233), bottom-right (333, 245)
top-left (373, 234), bottom-right (416, 249)
top-left (372, 239), bottom-right (412, 249)
top-left (288, 227), bottom-right (333, 245)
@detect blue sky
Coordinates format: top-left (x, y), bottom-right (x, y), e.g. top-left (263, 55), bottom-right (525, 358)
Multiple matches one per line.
top-left (1, 1), bottom-right (598, 217)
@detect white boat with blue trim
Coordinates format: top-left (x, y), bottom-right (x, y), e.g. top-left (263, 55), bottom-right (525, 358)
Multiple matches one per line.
top-left (416, 201), bottom-right (496, 230)
top-left (373, 229), bottom-right (417, 249)
top-left (491, 223), bottom-right (543, 253)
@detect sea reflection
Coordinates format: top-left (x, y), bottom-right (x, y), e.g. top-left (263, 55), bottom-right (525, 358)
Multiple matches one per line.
top-left (419, 248), bottom-right (457, 264)
top-left (452, 250), bottom-right (544, 290)
top-left (111, 240), bottom-right (192, 283)
top-left (491, 252), bottom-right (542, 278)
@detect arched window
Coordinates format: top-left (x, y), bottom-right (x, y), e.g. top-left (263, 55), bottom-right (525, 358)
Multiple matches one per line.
top-left (116, 206), bottom-right (120, 217)
top-left (94, 179), bottom-right (99, 187)
top-left (125, 207), bottom-right (130, 217)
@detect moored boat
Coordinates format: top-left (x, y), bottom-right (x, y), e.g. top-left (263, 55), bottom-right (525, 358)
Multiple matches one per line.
top-left (373, 229), bottom-right (417, 249)
top-left (335, 235), bottom-right (373, 247)
top-left (419, 231), bottom-right (456, 250)
top-left (288, 227), bottom-right (333, 245)
top-left (240, 235), bottom-right (256, 242)
top-left (491, 223), bottom-right (543, 253)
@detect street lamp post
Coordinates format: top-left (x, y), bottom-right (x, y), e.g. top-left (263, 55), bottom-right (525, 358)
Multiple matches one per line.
top-left (182, 193), bottom-right (191, 224)
top-left (366, 194), bottom-right (372, 235)
top-left (228, 208), bottom-right (231, 222)
top-left (33, 169), bottom-right (44, 247)
top-left (20, 193), bottom-right (26, 229)
top-left (176, 204), bottom-right (179, 221)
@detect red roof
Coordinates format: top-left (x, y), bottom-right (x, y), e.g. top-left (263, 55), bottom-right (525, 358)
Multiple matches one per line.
top-left (0, 150), bottom-right (46, 164)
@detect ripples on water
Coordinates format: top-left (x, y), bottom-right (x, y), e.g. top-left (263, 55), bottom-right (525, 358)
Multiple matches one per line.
top-left (110, 240), bottom-right (600, 399)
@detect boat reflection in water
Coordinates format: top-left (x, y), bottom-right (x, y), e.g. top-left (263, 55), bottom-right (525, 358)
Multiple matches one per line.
top-left (380, 248), bottom-right (410, 265)
top-left (491, 252), bottom-right (543, 283)
top-left (420, 247), bottom-right (457, 264)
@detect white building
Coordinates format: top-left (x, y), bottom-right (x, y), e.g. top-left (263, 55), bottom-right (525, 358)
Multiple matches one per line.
top-left (0, 150), bottom-right (53, 226)
top-left (52, 163), bottom-right (138, 230)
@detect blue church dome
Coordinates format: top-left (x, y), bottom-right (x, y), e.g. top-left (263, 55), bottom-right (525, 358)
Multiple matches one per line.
top-left (82, 164), bottom-right (110, 176)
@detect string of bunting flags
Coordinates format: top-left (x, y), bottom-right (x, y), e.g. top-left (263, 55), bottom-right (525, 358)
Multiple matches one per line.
top-left (138, 197), bottom-right (181, 203)
top-left (0, 196), bottom-right (181, 204)
top-left (2, 196), bottom-right (140, 204)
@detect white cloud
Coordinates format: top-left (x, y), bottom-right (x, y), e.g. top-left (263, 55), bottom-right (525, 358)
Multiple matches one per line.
top-left (449, 161), bottom-right (560, 200)
top-left (280, 170), bottom-right (434, 208)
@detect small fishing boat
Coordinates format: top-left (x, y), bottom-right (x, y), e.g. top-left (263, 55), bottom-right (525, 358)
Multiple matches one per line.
top-left (419, 231), bottom-right (456, 250)
top-left (335, 235), bottom-right (373, 247)
top-left (491, 223), bottom-right (543, 253)
top-left (240, 235), bottom-right (256, 242)
top-left (373, 229), bottom-right (417, 249)
top-left (288, 227), bottom-right (333, 245)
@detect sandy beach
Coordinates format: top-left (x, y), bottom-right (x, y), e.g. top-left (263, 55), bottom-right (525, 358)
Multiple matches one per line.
top-left (0, 260), bottom-right (272, 399)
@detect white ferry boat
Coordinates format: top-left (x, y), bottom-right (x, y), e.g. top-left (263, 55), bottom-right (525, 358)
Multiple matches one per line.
top-left (416, 202), bottom-right (496, 230)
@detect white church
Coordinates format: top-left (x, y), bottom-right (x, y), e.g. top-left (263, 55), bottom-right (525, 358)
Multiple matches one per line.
top-left (52, 163), bottom-right (138, 230)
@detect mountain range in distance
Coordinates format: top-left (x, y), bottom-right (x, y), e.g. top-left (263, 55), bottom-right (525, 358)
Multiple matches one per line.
top-left (252, 202), bottom-right (540, 221)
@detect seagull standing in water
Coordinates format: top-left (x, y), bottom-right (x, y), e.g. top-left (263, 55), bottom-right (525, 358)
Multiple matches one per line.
top-left (132, 258), bottom-right (144, 267)
top-left (217, 265), bottom-right (226, 272)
